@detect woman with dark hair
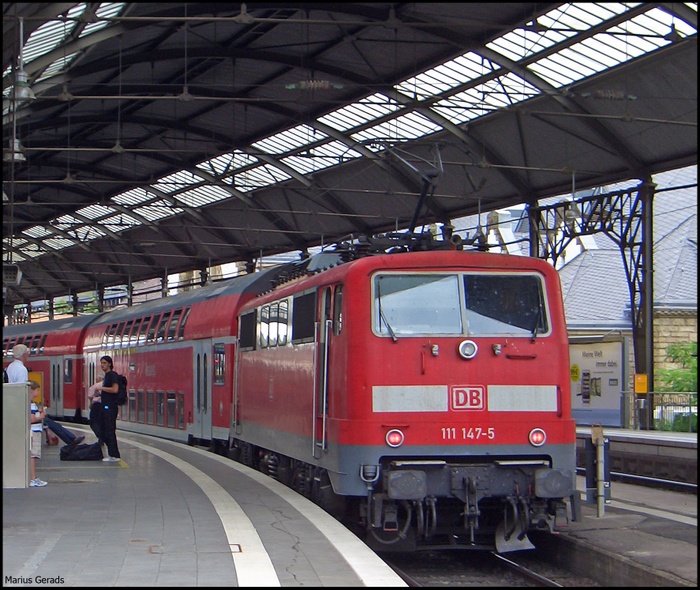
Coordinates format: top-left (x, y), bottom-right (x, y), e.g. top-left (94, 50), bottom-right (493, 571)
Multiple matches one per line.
top-left (94, 355), bottom-right (121, 462)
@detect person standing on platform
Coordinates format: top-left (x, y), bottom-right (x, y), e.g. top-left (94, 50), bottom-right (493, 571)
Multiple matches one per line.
top-left (95, 356), bottom-right (121, 462)
top-left (29, 382), bottom-right (48, 487)
top-left (6, 343), bottom-right (29, 383)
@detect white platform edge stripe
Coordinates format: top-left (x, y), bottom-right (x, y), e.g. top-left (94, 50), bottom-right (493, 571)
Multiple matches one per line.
top-left (122, 438), bottom-right (281, 587)
top-left (180, 442), bottom-right (408, 587)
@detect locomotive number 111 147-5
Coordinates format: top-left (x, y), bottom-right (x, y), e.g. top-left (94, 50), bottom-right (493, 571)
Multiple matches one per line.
top-left (441, 427), bottom-right (495, 440)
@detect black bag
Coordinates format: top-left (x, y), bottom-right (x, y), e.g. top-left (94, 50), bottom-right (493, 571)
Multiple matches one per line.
top-left (60, 442), bottom-right (104, 461)
top-left (116, 374), bottom-right (128, 406)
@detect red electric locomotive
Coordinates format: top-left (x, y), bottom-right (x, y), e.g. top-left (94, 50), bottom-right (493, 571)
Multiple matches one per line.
top-left (4, 233), bottom-right (578, 553)
top-left (3, 314), bottom-right (103, 420)
top-left (232, 242), bottom-right (578, 552)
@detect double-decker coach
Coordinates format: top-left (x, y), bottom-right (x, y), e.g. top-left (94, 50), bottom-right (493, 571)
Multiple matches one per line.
top-left (3, 315), bottom-right (103, 420)
top-left (80, 265), bottom-right (294, 443)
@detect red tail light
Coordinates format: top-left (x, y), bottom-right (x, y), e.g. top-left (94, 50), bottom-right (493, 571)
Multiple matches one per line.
top-left (386, 429), bottom-right (404, 447)
top-left (529, 428), bottom-right (546, 447)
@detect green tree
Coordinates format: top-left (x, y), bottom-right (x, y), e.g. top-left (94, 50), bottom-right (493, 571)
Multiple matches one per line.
top-left (655, 342), bottom-right (697, 393)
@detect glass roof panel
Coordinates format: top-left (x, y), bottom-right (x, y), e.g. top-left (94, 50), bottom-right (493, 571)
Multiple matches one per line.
top-left (75, 203), bottom-right (117, 220)
top-left (395, 53), bottom-right (497, 100)
top-left (52, 214), bottom-right (85, 232)
top-left (174, 185), bottom-right (230, 208)
top-left (252, 124), bottom-right (328, 155)
top-left (78, 3), bottom-right (127, 38)
top-left (23, 226), bottom-right (52, 239)
top-left (317, 93), bottom-right (400, 132)
top-left (152, 170), bottom-right (202, 193)
top-left (233, 165), bottom-right (291, 192)
top-left (133, 200), bottom-right (182, 222)
top-left (112, 187), bottom-right (155, 206)
top-left (351, 111), bottom-right (442, 144)
top-left (196, 151), bottom-right (258, 177)
top-left (43, 237), bottom-right (75, 251)
top-left (100, 214), bottom-right (139, 233)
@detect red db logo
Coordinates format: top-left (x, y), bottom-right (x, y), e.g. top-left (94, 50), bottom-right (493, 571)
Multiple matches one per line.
top-left (450, 385), bottom-right (485, 411)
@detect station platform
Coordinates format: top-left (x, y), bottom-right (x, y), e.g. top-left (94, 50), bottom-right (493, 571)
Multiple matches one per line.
top-left (3, 425), bottom-right (405, 587)
top-left (575, 426), bottom-right (697, 485)
top-left (3, 424), bottom-right (696, 587)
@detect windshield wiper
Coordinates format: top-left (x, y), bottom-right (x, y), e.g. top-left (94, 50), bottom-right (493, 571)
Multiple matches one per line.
top-left (377, 281), bottom-right (398, 342)
top-left (531, 306), bottom-right (542, 342)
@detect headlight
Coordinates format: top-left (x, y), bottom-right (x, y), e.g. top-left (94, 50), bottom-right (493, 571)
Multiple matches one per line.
top-left (529, 428), bottom-right (546, 447)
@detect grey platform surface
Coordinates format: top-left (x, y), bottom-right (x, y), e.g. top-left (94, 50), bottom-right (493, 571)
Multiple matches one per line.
top-left (3, 426), bottom-right (405, 587)
top-left (561, 475), bottom-right (697, 586)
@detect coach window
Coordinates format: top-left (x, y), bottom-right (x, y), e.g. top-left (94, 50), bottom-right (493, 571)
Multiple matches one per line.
top-left (269, 303), bottom-right (279, 347)
top-left (121, 320), bottom-right (134, 348)
top-left (214, 344), bottom-right (225, 385)
top-left (167, 308), bottom-right (183, 342)
top-left (177, 307), bottom-right (191, 340)
top-left (138, 316), bottom-right (151, 346)
top-left (64, 359), bottom-right (73, 384)
top-left (156, 391), bottom-right (165, 426)
top-left (129, 318), bottom-right (142, 347)
top-left (291, 292), bottom-right (316, 344)
top-left (7, 337), bottom-right (17, 355)
top-left (239, 311), bottom-right (256, 351)
top-left (166, 392), bottom-right (176, 428)
top-left (333, 286), bottom-right (343, 336)
top-left (156, 311), bottom-right (171, 344)
top-left (29, 334), bottom-right (41, 355)
top-left (278, 300), bottom-right (289, 346)
top-left (38, 334), bottom-right (47, 355)
top-left (115, 322), bottom-right (127, 348)
top-left (105, 324), bottom-right (118, 348)
top-left (260, 305), bottom-right (270, 348)
top-left (147, 313), bottom-right (161, 345)
top-left (147, 390), bottom-right (155, 425)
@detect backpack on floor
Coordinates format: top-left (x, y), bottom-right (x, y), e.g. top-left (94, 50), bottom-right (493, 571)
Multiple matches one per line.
top-left (60, 442), bottom-right (103, 461)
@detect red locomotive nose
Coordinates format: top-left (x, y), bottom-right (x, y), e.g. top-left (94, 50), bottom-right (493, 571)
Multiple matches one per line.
top-left (529, 428), bottom-right (547, 446)
top-left (386, 429), bottom-right (404, 447)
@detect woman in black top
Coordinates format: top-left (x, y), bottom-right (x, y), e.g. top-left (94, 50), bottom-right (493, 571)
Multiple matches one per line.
top-left (96, 355), bottom-right (121, 462)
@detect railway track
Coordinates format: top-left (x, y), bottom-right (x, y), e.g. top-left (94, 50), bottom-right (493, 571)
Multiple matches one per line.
top-left (381, 546), bottom-right (601, 587)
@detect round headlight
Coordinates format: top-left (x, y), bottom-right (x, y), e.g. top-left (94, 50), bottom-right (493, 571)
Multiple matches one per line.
top-left (529, 428), bottom-right (546, 447)
top-left (386, 429), bottom-right (404, 448)
top-left (458, 339), bottom-right (478, 359)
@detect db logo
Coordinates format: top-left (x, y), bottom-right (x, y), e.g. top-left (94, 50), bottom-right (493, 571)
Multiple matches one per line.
top-left (450, 385), bottom-right (485, 411)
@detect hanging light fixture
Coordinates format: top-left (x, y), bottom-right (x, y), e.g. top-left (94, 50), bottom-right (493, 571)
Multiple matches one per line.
top-left (13, 17), bottom-right (36, 102)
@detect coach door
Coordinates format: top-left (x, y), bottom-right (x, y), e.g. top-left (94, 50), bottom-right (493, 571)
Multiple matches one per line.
top-left (193, 340), bottom-right (213, 441)
top-left (51, 358), bottom-right (63, 416)
top-left (313, 284), bottom-right (342, 458)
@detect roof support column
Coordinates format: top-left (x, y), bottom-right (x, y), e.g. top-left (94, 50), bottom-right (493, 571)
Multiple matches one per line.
top-left (636, 179), bottom-right (655, 429)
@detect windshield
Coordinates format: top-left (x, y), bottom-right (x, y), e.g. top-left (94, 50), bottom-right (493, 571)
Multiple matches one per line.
top-left (375, 274), bottom-right (462, 336)
top-left (373, 272), bottom-right (548, 337)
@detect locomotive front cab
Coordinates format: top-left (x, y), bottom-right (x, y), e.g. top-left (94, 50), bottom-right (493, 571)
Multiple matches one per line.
top-left (353, 252), bottom-right (577, 552)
